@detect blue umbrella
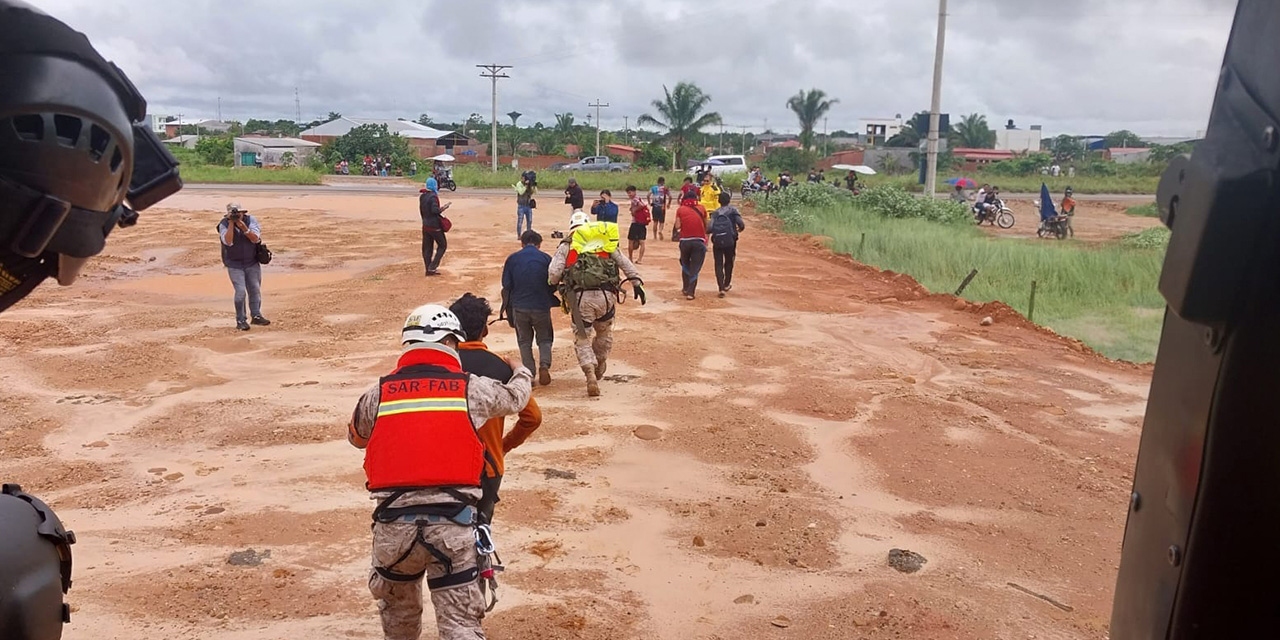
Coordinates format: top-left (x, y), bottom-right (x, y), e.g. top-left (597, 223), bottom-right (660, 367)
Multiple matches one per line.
top-left (948, 177), bottom-right (977, 188)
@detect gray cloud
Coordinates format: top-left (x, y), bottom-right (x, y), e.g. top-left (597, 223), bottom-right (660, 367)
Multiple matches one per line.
top-left (32, 0), bottom-right (1234, 136)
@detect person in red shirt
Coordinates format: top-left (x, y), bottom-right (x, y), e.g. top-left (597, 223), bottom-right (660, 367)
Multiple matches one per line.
top-left (671, 193), bottom-right (709, 300)
top-left (679, 176), bottom-right (699, 203)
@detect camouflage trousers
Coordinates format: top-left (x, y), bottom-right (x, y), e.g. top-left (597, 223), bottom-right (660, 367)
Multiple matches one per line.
top-left (369, 520), bottom-right (486, 640)
top-left (572, 291), bottom-right (614, 369)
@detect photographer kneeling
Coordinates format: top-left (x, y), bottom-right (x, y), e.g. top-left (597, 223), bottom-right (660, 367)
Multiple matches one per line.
top-left (218, 203), bottom-right (270, 331)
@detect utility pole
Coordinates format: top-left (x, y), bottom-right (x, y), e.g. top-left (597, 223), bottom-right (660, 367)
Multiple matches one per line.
top-left (588, 99), bottom-right (609, 157)
top-left (719, 123), bottom-right (724, 155)
top-left (217, 96), bottom-right (221, 122)
top-left (739, 125), bottom-right (749, 155)
top-left (294, 87), bottom-right (301, 125)
top-left (624, 116), bottom-right (629, 145)
top-left (925, 0), bottom-right (948, 197)
top-left (823, 117), bottom-right (829, 157)
top-left (477, 64), bottom-right (512, 171)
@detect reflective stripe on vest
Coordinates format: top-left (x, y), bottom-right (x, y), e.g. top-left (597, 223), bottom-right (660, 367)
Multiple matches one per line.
top-left (377, 398), bottom-right (469, 417)
top-left (364, 346), bottom-right (483, 491)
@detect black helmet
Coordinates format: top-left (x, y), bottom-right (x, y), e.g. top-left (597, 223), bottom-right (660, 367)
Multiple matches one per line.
top-left (0, 484), bottom-right (76, 640)
top-left (1065, 186), bottom-right (1074, 196)
top-left (0, 1), bottom-right (182, 311)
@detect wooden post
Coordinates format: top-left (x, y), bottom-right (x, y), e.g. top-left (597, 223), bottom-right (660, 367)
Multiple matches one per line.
top-left (857, 232), bottom-right (866, 258)
top-left (1028, 280), bottom-right (1038, 323)
top-left (954, 269), bottom-right (979, 296)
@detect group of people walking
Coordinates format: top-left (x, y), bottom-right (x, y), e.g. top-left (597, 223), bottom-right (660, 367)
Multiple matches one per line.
top-left (378, 171), bottom-right (753, 637)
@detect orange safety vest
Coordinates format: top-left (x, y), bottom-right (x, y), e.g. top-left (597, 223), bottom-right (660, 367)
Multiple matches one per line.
top-left (364, 347), bottom-right (482, 491)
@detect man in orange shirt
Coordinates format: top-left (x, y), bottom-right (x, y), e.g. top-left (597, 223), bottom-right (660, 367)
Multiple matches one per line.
top-left (449, 293), bottom-right (542, 525)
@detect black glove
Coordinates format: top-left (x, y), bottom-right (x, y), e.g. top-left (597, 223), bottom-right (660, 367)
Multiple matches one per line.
top-left (633, 282), bottom-right (646, 305)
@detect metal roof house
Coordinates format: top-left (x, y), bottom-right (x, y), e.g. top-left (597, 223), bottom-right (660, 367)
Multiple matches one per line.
top-left (233, 136), bottom-right (320, 167)
top-left (300, 117), bottom-right (475, 157)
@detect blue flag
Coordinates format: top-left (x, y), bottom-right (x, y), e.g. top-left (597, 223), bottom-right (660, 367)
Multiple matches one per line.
top-left (1039, 182), bottom-right (1056, 221)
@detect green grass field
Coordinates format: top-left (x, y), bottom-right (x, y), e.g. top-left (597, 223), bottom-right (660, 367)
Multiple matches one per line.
top-left (867, 173), bottom-right (1159, 194)
top-left (1125, 202), bottom-right (1160, 217)
top-left (180, 165), bottom-right (323, 185)
top-left (768, 199), bottom-right (1168, 362)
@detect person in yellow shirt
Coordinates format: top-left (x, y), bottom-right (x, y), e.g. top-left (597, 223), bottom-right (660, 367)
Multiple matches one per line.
top-left (699, 174), bottom-right (721, 214)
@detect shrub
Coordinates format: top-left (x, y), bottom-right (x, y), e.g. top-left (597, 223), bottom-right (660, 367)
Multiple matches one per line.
top-left (764, 147), bottom-right (820, 175)
top-left (857, 185), bottom-right (971, 224)
top-left (1120, 226), bottom-right (1171, 249)
top-left (195, 136), bottom-right (233, 166)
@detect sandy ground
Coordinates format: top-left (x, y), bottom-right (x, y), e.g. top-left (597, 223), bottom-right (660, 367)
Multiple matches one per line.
top-left (982, 199), bottom-right (1161, 243)
top-left (0, 189), bottom-right (1152, 639)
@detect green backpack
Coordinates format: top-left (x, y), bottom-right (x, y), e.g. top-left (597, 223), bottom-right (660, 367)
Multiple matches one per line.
top-left (567, 251), bottom-right (620, 291)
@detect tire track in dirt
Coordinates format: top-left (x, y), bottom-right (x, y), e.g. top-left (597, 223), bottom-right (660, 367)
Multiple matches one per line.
top-left (0, 189), bottom-right (1149, 639)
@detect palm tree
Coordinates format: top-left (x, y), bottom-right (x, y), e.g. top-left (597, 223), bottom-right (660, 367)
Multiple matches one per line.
top-left (553, 113), bottom-right (576, 142)
top-left (786, 89), bottom-right (838, 152)
top-left (637, 82), bottom-right (722, 170)
top-left (886, 111), bottom-right (928, 147)
top-left (952, 113), bottom-right (996, 149)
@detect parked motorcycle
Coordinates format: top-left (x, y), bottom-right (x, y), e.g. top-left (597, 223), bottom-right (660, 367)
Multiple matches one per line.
top-left (975, 199), bottom-right (1015, 229)
top-left (740, 180), bottom-right (774, 197)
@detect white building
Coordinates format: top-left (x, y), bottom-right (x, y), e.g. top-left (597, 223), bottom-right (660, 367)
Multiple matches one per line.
top-left (996, 126), bottom-right (1043, 152)
top-left (859, 116), bottom-right (904, 146)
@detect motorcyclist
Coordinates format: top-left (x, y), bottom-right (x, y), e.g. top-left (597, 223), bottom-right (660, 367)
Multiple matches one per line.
top-left (977, 187), bottom-right (1000, 222)
top-left (0, 2), bottom-right (183, 638)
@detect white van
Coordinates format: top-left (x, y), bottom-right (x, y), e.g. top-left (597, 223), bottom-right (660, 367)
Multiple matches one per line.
top-left (687, 154), bottom-right (749, 178)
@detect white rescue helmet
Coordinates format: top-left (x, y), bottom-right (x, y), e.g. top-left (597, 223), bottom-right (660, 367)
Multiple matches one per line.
top-left (568, 210), bottom-right (590, 230)
top-left (401, 304), bottom-right (465, 345)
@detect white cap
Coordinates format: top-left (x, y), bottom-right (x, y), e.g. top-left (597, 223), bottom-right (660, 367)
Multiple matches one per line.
top-left (568, 210), bottom-right (590, 230)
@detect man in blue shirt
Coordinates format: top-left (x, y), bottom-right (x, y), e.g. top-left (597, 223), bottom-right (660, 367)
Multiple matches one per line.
top-left (590, 189), bottom-right (619, 223)
top-left (502, 230), bottom-right (557, 385)
top-left (217, 202), bottom-right (269, 331)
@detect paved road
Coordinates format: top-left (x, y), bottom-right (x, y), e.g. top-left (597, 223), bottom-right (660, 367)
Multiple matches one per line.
top-left (182, 182), bottom-right (1155, 202)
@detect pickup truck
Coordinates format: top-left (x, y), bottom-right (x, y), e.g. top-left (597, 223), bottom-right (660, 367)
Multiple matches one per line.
top-left (554, 156), bottom-right (631, 172)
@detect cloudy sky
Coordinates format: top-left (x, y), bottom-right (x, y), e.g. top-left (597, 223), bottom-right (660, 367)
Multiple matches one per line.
top-left (33, 0), bottom-right (1235, 137)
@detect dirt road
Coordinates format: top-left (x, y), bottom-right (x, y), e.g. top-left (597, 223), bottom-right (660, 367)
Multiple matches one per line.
top-left (0, 190), bottom-right (1150, 639)
top-left (984, 199), bottom-right (1161, 243)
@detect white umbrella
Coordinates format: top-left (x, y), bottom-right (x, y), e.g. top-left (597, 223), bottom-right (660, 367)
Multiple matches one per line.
top-left (851, 165), bottom-right (877, 175)
top-left (831, 163), bottom-right (859, 171)
top-left (430, 153), bottom-right (456, 162)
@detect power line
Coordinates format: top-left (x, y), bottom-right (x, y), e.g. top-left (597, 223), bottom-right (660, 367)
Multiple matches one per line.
top-left (589, 99), bottom-right (609, 157)
top-left (477, 64), bottom-right (512, 171)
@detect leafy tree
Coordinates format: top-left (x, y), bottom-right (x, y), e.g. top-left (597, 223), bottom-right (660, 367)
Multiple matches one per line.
top-left (786, 88), bottom-right (838, 151)
top-left (886, 111), bottom-right (929, 147)
top-left (326, 111), bottom-right (342, 122)
top-left (1046, 134), bottom-right (1087, 163)
top-left (194, 136), bottom-right (233, 166)
top-left (324, 123), bottom-right (415, 170)
top-left (416, 113), bottom-right (434, 126)
top-left (952, 113), bottom-right (996, 149)
top-left (763, 147), bottom-right (819, 175)
top-left (634, 143), bottom-right (671, 169)
top-left (1147, 141), bottom-right (1195, 165)
top-left (637, 82), bottom-right (722, 169)
top-left (1105, 129), bottom-right (1144, 148)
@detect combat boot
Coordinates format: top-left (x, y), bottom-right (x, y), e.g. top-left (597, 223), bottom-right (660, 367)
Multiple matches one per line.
top-left (583, 365), bottom-right (600, 397)
top-left (595, 359), bottom-right (607, 380)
